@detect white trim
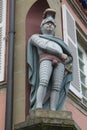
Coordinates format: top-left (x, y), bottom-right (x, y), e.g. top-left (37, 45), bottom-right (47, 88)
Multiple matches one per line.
top-left (62, 5), bottom-right (68, 44)
top-left (70, 84), bottom-right (82, 99)
top-left (62, 4), bottom-right (81, 99)
top-left (78, 43), bottom-right (87, 87)
top-left (0, 0), bottom-right (6, 82)
top-left (62, 4), bottom-right (77, 48)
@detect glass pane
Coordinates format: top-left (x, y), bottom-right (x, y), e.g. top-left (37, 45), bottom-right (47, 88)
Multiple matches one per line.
top-left (83, 98), bottom-right (87, 106)
top-left (80, 71), bottom-right (86, 84)
top-left (79, 59), bottom-right (84, 71)
top-left (78, 48), bottom-right (83, 59)
top-left (82, 84), bottom-right (87, 98)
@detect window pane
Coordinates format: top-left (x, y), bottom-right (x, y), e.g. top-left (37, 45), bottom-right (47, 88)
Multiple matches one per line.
top-left (79, 59), bottom-right (84, 71)
top-left (78, 48), bottom-right (83, 59)
top-left (81, 84), bottom-right (87, 98)
top-left (80, 71), bottom-right (86, 84)
top-left (83, 98), bottom-right (87, 106)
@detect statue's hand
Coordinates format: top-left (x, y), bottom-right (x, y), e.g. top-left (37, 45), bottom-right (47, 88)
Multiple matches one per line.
top-left (60, 53), bottom-right (68, 62)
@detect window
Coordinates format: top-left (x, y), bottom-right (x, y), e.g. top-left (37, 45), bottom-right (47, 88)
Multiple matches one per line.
top-left (62, 5), bottom-right (81, 98)
top-left (78, 44), bottom-right (87, 106)
top-left (62, 4), bottom-right (87, 106)
top-left (0, 0), bottom-right (6, 82)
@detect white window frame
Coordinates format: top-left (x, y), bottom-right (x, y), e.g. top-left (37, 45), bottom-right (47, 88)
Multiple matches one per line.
top-left (62, 4), bottom-right (82, 99)
top-left (0, 0), bottom-right (7, 82)
top-left (62, 5), bottom-right (77, 48)
top-left (78, 43), bottom-right (87, 104)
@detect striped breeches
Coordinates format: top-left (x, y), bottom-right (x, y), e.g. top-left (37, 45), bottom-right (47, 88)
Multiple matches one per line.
top-left (39, 60), bottom-right (65, 91)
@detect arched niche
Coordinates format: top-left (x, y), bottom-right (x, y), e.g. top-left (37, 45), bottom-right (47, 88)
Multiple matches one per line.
top-left (25, 0), bottom-right (49, 116)
top-left (26, 0), bottom-right (49, 42)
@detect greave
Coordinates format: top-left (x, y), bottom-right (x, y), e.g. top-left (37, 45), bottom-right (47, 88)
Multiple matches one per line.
top-left (36, 86), bottom-right (46, 109)
top-left (50, 90), bottom-right (60, 110)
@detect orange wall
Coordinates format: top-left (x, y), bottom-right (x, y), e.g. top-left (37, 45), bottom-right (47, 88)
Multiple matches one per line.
top-left (67, 101), bottom-right (87, 130)
top-left (0, 91), bottom-right (6, 130)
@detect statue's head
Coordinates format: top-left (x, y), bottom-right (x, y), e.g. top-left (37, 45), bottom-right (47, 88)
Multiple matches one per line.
top-left (40, 8), bottom-right (56, 35)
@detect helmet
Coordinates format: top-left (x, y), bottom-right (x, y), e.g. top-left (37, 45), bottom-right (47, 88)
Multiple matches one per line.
top-left (40, 16), bottom-right (56, 27)
top-left (40, 8), bottom-right (56, 27)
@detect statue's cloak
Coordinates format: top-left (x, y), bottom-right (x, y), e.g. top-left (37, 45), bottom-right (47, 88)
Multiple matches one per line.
top-left (27, 34), bottom-right (73, 110)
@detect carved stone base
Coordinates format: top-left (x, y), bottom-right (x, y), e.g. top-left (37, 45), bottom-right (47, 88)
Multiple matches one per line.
top-left (15, 110), bottom-right (81, 130)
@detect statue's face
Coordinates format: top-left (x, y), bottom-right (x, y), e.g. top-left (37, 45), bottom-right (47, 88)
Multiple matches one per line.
top-left (41, 22), bottom-right (55, 35)
top-left (44, 22), bottom-right (55, 31)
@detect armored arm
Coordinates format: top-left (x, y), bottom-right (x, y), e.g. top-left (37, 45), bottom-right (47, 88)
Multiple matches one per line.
top-left (31, 34), bottom-right (63, 57)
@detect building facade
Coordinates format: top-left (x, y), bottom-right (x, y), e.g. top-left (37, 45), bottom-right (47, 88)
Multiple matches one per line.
top-left (0, 0), bottom-right (87, 130)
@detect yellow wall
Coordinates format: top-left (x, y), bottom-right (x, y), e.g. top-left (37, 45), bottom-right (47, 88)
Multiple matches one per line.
top-left (13, 0), bottom-right (37, 125)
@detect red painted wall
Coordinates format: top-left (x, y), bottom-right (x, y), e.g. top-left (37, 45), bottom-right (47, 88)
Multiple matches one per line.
top-left (0, 91), bottom-right (6, 130)
top-left (67, 101), bottom-right (87, 130)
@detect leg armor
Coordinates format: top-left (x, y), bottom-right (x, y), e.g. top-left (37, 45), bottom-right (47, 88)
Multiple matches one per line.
top-left (36, 60), bottom-right (52, 108)
top-left (50, 63), bottom-right (65, 110)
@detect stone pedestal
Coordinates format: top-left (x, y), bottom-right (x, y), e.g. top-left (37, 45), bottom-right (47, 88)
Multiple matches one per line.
top-left (15, 110), bottom-right (81, 130)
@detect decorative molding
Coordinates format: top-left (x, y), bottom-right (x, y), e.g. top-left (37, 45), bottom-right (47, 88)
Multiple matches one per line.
top-left (66, 0), bottom-right (87, 27)
top-left (0, 83), bottom-right (7, 89)
top-left (76, 24), bottom-right (87, 42)
top-left (68, 90), bottom-right (87, 116)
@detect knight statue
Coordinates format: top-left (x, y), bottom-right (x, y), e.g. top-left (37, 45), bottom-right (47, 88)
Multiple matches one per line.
top-left (27, 8), bottom-right (73, 111)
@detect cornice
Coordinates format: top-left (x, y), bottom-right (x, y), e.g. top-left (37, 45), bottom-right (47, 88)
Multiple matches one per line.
top-left (66, 0), bottom-right (87, 27)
